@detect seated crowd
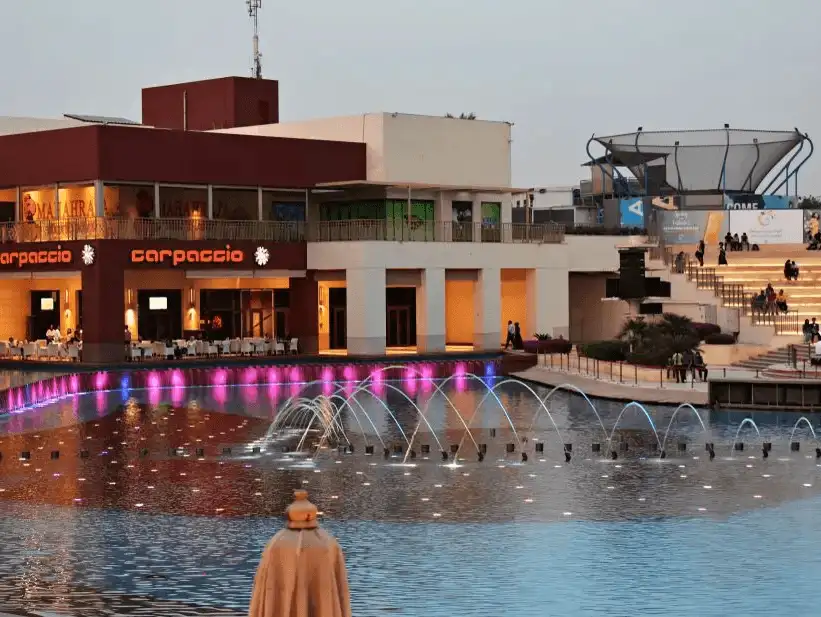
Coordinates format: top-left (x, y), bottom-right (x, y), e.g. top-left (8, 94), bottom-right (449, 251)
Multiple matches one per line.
top-left (1, 324), bottom-right (83, 360)
top-left (752, 284), bottom-right (790, 315)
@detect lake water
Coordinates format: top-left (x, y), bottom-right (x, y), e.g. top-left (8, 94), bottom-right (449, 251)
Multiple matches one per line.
top-left (1, 365), bottom-right (820, 616)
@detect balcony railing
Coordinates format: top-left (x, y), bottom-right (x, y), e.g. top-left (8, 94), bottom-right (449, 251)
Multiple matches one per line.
top-left (0, 217), bottom-right (306, 243)
top-left (0, 217), bottom-right (570, 245)
top-left (307, 220), bottom-right (566, 243)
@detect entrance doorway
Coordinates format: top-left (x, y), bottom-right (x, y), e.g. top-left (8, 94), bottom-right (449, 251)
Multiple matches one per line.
top-left (29, 290), bottom-right (59, 340)
top-left (386, 306), bottom-right (412, 347)
top-left (329, 287), bottom-right (347, 350)
top-left (385, 287), bottom-right (417, 348)
top-left (137, 289), bottom-right (183, 340)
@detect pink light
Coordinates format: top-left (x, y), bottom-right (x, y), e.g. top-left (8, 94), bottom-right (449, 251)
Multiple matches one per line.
top-left (70, 375), bottom-right (80, 393)
top-left (267, 368), bottom-right (280, 384)
top-left (267, 381), bottom-right (280, 401)
top-left (94, 372), bottom-right (108, 390)
top-left (147, 372), bottom-right (161, 390)
top-left (242, 384), bottom-right (259, 404)
top-left (213, 384), bottom-right (228, 405)
top-left (454, 362), bottom-right (467, 376)
top-left (171, 370), bottom-right (185, 388)
top-left (342, 366), bottom-right (356, 382)
top-left (171, 386), bottom-right (185, 406)
top-left (289, 367), bottom-right (302, 383)
top-left (404, 368), bottom-right (417, 394)
top-left (321, 367), bottom-right (334, 383)
top-left (212, 369), bottom-right (228, 386)
top-left (243, 367), bottom-right (258, 385)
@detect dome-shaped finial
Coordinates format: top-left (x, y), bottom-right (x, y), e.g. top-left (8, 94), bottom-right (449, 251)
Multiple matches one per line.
top-left (285, 489), bottom-right (319, 529)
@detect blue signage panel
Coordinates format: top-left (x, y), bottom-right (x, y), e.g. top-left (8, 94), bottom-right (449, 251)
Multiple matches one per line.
top-left (619, 198), bottom-right (644, 227)
top-left (724, 193), bottom-right (793, 210)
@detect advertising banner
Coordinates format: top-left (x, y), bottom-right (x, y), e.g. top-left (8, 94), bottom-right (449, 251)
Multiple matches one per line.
top-left (660, 211), bottom-right (729, 245)
top-left (619, 198), bottom-right (644, 227)
top-left (723, 193), bottom-right (793, 210)
top-left (729, 209), bottom-right (803, 244)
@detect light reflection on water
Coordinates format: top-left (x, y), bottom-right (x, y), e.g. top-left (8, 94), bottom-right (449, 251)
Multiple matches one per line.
top-left (1, 375), bottom-right (821, 616)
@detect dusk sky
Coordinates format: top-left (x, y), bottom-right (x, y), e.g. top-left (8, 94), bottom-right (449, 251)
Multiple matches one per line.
top-left (2, 0), bottom-right (819, 192)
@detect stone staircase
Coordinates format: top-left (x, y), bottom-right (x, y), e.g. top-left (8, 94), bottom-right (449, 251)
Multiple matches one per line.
top-left (732, 344), bottom-right (811, 370)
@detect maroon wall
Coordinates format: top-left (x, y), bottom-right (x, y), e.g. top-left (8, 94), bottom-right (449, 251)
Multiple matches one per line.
top-left (289, 272), bottom-right (319, 353)
top-left (0, 126), bottom-right (100, 188)
top-left (0, 125), bottom-right (366, 189)
top-left (142, 77), bottom-right (279, 130)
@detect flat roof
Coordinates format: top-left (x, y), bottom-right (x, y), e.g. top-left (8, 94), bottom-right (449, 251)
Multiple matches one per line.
top-left (316, 180), bottom-right (527, 193)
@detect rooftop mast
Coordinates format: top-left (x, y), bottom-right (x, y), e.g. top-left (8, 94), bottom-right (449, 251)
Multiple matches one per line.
top-left (247, 0), bottom-right (263, 78)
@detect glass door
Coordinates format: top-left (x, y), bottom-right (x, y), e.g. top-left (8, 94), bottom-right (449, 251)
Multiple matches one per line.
top-left (386, 307), bottom-right (411, 347)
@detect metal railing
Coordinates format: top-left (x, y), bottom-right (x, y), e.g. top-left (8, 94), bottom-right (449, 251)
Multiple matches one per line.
top-left (307, 220), bottom-right (565, 243)
top-left (0, 217), bottom-right (306, 243)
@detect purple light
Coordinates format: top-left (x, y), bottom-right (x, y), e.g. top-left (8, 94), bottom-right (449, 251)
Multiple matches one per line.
top-left (289, 367), bottom-right (302, 383)
top-left (213, 384), bottom-right (228, 405)
top-left (212, 369), bottom-right (228, 386)
top-left (171, 386), bottom-right (185, 406)
top-left (267, 368), bottom-right (280, 384)
top-left (321, 367), bottom-right (333, 383)
top-left (342, 366), bottom-right (356, 382)
top-left (70, 375), bottom-right (80, 393)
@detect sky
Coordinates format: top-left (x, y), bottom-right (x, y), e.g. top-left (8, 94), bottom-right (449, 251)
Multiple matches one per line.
top-left (2, 0), bottom-right (820, 193)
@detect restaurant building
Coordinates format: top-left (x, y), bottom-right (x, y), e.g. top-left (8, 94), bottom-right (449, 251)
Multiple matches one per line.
top-left (0, 76), bottom-right (633, 362)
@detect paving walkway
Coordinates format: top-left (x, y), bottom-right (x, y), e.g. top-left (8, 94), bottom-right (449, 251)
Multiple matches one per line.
top-left (514, 366), bottom-right (710, 405)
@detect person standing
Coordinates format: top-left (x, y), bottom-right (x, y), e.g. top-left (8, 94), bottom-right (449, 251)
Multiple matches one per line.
top-left (504, 320), bottom-right (515, 349)
top-left (718, 242), bottom-right (728, 266)
top-left (513, 322), bottom-right (523, 350)
top-left (695, 240), bottom-right (705, 267)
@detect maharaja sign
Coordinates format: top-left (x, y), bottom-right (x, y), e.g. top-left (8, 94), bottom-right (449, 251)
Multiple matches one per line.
top-left (130, 246), bottom-right (245, 266)
top-left (0, 246), bottom-right (73, 268)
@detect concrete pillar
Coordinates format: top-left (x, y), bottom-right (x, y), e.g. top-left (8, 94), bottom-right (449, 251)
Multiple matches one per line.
top-left (289, 272), bottom-right (319, 353)
top-left (527, 268), bottom-right (569, 339)
top-left (501, 192), bottom-right (513, 242)
top-left (257, 187), bottom-right (263, 221)
top-left (206, 185), bottom-right (214, 219)
top-left (94, 180), bottom-right (105, 217)
top-left (473, 267), bottom-right (501, 350)
top-left (154, 183), bottom-right (161, 217)
top-left (82, 254), bottom-right (126, 362)
top-left (346, 268), bottom-right (386, 355)
top-left (471, 195), bottom-right (482, 242)
top-left (416, 268), bottom-right (446, 352)
top-left (54, 183), bottom-right (60, 219)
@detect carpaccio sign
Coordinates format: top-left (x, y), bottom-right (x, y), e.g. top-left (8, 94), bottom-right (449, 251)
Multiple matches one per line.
top-left (0, 246), bottom-right (73, 268)
top-left (0, 360), bottom-right (498, 415)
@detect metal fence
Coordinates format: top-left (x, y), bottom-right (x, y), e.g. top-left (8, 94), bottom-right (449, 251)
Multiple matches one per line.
top-left (0, 218), bottom-right (306, 243)
top-left (306, 220), bottom-right (566, 243)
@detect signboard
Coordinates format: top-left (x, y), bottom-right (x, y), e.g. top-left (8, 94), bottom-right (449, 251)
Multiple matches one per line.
top-left (729, 209), bottom-right (803, 244)
top-left (130, 247), bottom-right (245, 266)
top-left (660, 211), bottom-right (728, 245)
top-left (723, 193), bottom-right (793, 210)
top-left (0, 246), bottom-right (73, 268)
top-left (619, 198), bottom-right (644, 227)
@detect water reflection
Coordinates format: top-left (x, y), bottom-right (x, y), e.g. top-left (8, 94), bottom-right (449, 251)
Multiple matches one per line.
top-left (2, 373), bottom-right (821, 616)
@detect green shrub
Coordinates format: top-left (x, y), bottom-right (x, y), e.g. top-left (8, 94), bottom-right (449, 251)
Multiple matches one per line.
top-left (579, 340), bottom-right (628, 362)
top-left (692, 322), bottom-right (721, 340)
top-left (704, 332), bottom-right (736, 345)
top-left (533, 333), bottom-right (551, 341)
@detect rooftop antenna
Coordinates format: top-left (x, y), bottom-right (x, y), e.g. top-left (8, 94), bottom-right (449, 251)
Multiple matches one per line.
top-left (247, 0), bottom-right (262, 78)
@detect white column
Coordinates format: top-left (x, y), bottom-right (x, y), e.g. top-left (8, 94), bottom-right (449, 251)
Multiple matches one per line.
top-left (527, 268), bottom-right (569, 339)
top-left (14, 187), bottom-right (21, 222)
top-left (501, 192), bottom-right (513, 242)
top-left (257, 187), bottom-right (263, 221)
top-left (471, 195), bottom-right (482, 242)
top-left (94, 180), bottom-right (105, 217)
top-left (54, 183), bottom-right (60, 219)
top-left (346, 268), bottom-right (386, 355)
top-left (207, 185), bottom-right (214, 219)
top-left (416, 268), bottom-right (446, 352)
top-left (154, 183), bottom-right (161, 217)
top-left (434, 191), bottom-right (451, 241)
top-left (473, 267), bottom-right (501, 350)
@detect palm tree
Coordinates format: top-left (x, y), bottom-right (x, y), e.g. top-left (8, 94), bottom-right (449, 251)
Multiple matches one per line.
top-left (619, 317), bottom-right (648, 352)
top-left (445, 112), bottom-right (477, 120)
top-left (656, 313), bottom-right (699, 354)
